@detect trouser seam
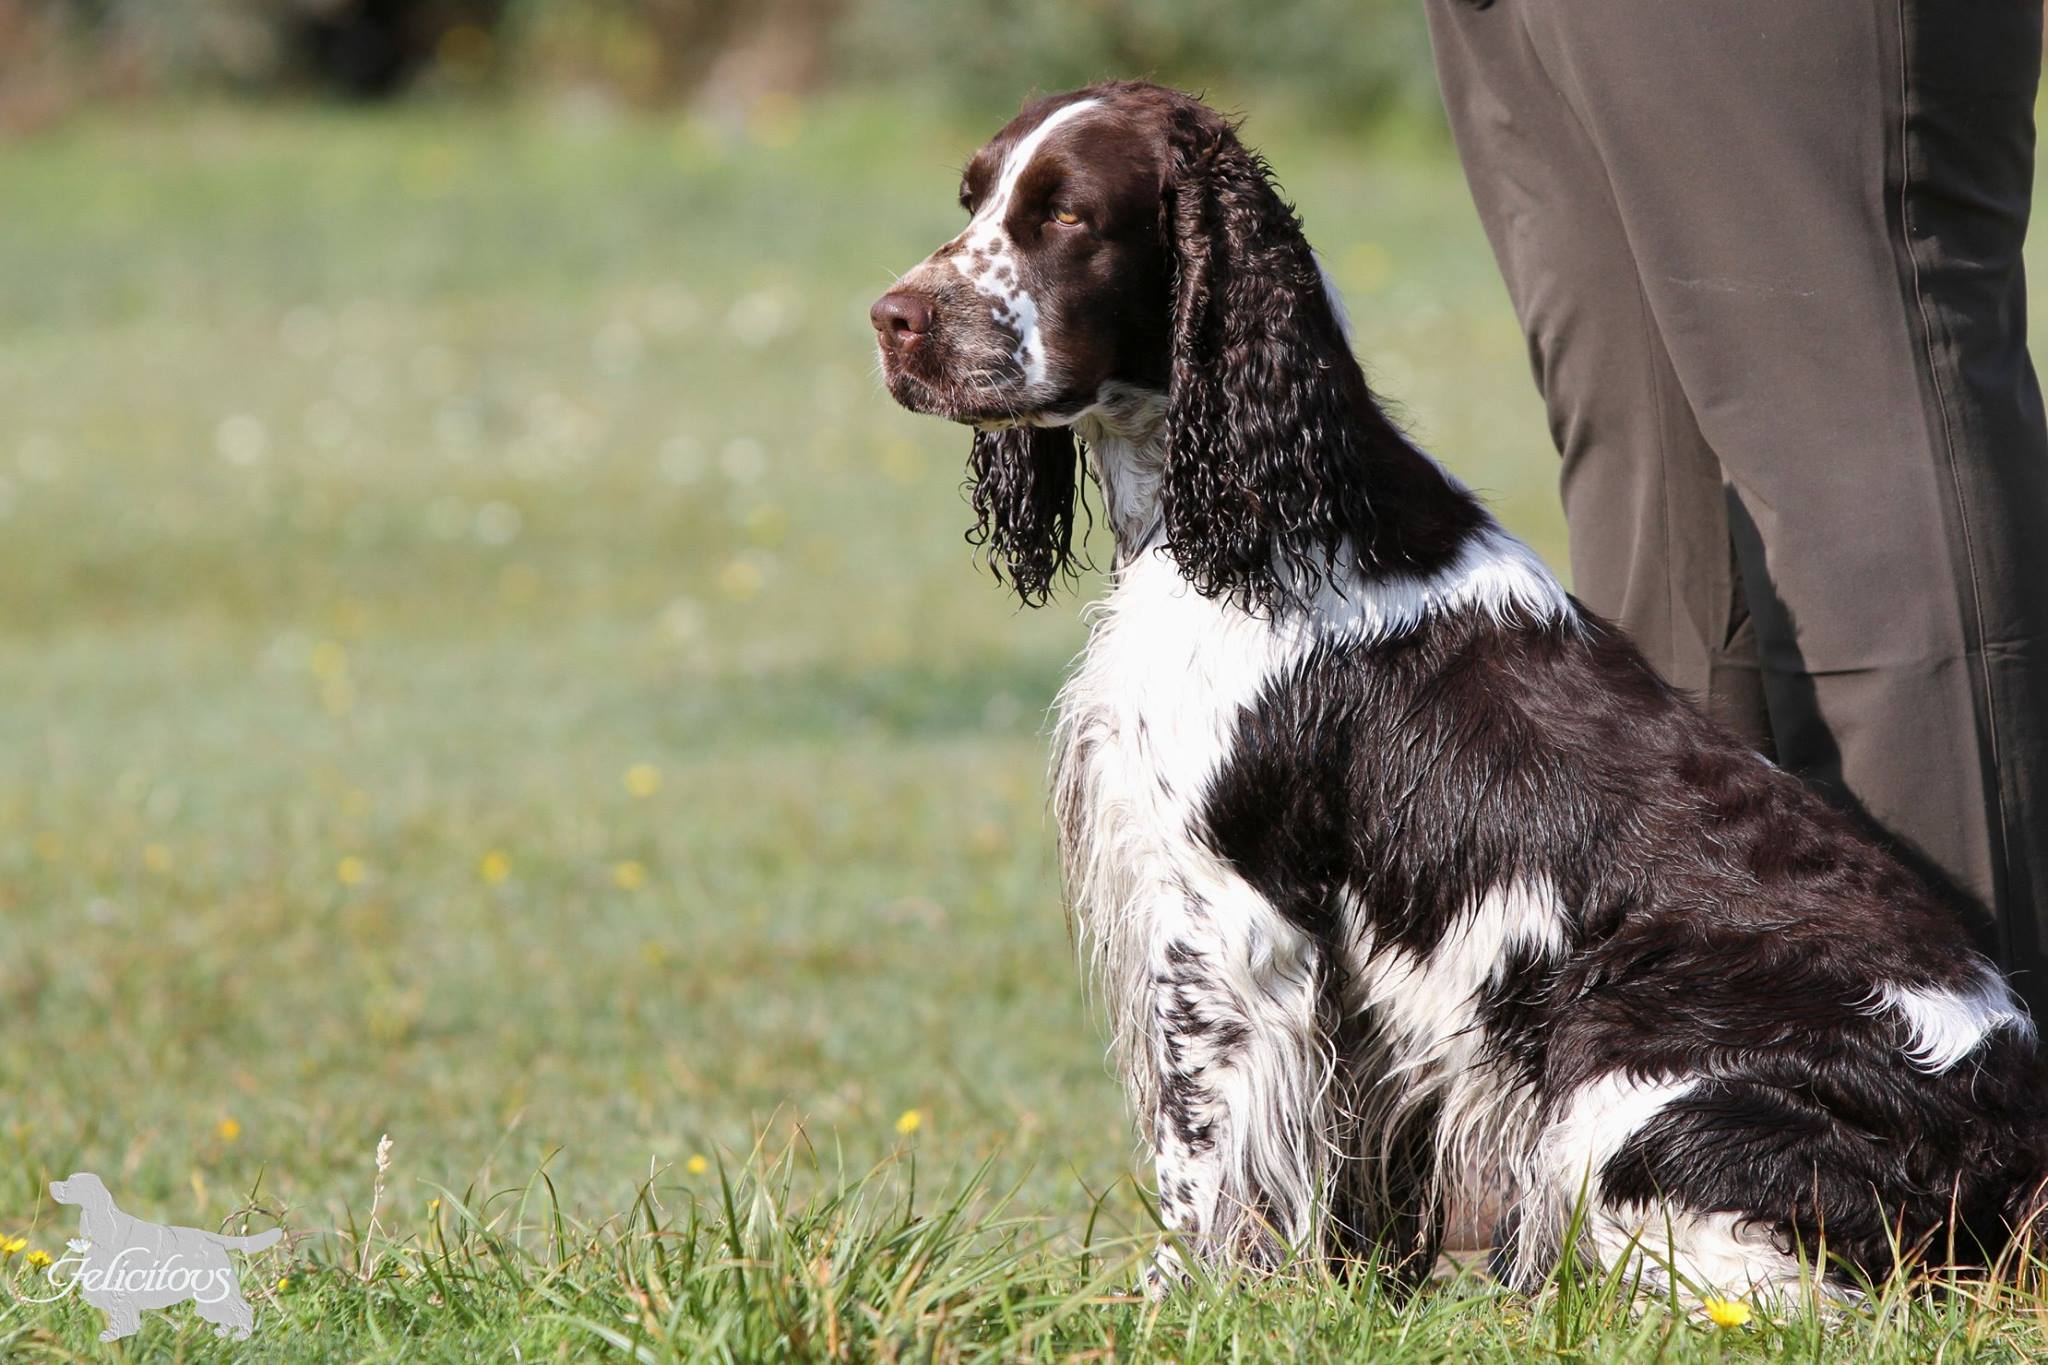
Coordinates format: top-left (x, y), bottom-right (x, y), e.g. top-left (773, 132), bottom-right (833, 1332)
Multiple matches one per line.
top-left (1890, 0), bottom-right (2014, 955)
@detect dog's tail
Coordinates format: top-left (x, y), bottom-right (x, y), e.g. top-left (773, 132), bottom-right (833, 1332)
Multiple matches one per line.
top-left (209, 1228), bottom-right (285, 1254)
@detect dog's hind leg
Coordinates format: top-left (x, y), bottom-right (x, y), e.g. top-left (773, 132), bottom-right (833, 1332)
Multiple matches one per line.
top-left (1137, 885), bottom-right (1334, 1295)
top-left (195, 1290), bottom-right (256, 1341)
top-left (97, 1300), bottom-right (141, 1342)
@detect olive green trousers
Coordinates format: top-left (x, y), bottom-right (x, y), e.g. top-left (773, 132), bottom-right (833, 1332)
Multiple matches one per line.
top-left (1428, 0), bottom-right (2048, 1013)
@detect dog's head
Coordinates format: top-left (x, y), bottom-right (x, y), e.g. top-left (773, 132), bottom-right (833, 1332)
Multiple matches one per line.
top-left (870, 81), bottom-right (1425, 609)
top-left (50, 1172), bottom-right (112, 1214)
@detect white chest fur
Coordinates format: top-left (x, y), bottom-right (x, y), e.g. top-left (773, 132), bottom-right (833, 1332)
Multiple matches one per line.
top-left (1051, 549), bottom-right (1309, 1060)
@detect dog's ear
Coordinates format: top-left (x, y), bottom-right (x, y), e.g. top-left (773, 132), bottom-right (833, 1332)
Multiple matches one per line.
top-left (965, 424), bottom-right (1082, 606)
top-left (1159, 104), bottom-right (1376, 611)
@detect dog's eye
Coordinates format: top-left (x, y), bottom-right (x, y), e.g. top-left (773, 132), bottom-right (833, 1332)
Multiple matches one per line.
top-left (1050, 207), bottom-right (1083, 227)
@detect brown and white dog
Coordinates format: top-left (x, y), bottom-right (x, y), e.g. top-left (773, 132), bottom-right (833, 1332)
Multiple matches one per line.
top-left (870, 81), bottom-right (2048, 1300)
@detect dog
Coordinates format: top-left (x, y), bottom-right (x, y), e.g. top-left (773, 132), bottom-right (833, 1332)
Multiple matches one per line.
top-left (49, 1172), bottom-right (282, 1341)
top-left (869, 81), bottom-right (2048, 1300)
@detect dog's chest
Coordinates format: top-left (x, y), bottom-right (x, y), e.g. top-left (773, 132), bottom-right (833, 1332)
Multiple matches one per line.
top-left (1053, 553), bottom-right (1304, 903)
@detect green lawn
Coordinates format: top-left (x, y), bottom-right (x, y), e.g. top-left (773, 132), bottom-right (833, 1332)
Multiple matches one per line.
top-left (3, 92), bottom-right (2045, 1359)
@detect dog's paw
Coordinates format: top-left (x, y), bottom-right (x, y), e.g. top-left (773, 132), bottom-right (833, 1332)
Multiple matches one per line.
top-left (1141, 1241), bottom-right (1189, 1301)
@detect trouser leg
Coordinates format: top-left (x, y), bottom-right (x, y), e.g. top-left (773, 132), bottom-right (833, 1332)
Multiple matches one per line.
top-left (1425, 0), bottom-right (1772, 751)
top-left (1435, 0), bottom-right (2048, 1009)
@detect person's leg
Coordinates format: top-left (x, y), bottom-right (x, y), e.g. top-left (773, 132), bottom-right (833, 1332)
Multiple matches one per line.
top-left (1425, 0), bottom-right (1773, 753)
top-left (1425, 4), bottom-right (1771, 1252)
top-left (1492, 0), bottom-right (2048, 1007)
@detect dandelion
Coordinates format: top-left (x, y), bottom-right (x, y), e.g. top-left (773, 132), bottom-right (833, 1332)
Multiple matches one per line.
top-left (1702, 1298), bottom-right (1752, 1329)
top-left (276, 1275), bottom-right (292, 1293)
top-left (742, 502), bottom-right (788, 547)
top-left (623, 763), bottom-right (662, 799)
top-left (717, 557), bottom-right (765, 602)
top-left (143, 842), bottom-right (173, 874)
top-left (1, 1235), bottom-right (25, 1255)
top-left (895, 1109), bottom-right (923, 1136)
top-left (478, 850), bottom-right (511, 885)
top-left (309, 640), bottom-right (349, 680)
top-left (337, 856), bottom-right (368, 886)
top-left (685, 1154), bottom-right (709, 1176)
top-left (25, 1250), bottom-right (50, 1268)
top-left (612, 860), bottom-right (648, 891)
top-left (217, 1117), bottom-right (242, 1142)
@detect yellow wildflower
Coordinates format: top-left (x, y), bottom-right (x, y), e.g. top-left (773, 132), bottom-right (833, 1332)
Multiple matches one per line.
top-left (612, 860), bottom-right (648, 891)
top-left (336, 855), bottom-right (368, 886)
top-left (143, 842), bottom-right (174, 874)
top-left (1, 1235), bottom-right (25, 1256)
top-left (25, 1250), bottom-right (50, 1268)
top-left (1702, 1298), bottom-right (1752, 1329)
top-left (217, 1117), bottom-right (242, 1142)
top-left (894, 1109), bottom-right (923, 1136)
top-left (623, 763), bottom-right (662, 798)
top-left (478, 850), bottom-right (511, 885)
top-left (685, 1154), bottom-right (709, 1176)
top-left (309, 640), bottom-right (349, 680)
top-left (276, 1275), bottom-right (292, 1293)
top-left (717, 557), bottom-right (764, 601)
top-left (427, 1197), bottom-right (440, 1216)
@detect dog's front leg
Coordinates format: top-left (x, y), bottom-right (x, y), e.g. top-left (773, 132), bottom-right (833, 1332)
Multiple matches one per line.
top-left (1136, 890), bottom-right (1331, 1297)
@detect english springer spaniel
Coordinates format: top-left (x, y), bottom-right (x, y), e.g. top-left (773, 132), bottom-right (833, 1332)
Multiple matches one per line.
top-left (869, 81), bottom-right (2048, 1301)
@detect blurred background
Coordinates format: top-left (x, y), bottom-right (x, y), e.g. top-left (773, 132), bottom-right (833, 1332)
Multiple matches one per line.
top-left (0, 0), bottom-right (1573, 1240)
top-left (0, 0), bottom-right (1445, 128)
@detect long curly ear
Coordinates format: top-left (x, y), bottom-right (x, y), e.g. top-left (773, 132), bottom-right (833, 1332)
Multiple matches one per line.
top-left (1161, 105), bottom-right (1390, 611)
top-left (965, 424), bottom-right (1083, 605)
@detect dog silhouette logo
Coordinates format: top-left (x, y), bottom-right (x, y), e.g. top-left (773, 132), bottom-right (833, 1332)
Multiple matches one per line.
top-left (46, 1173), bottom-right (282, 1342)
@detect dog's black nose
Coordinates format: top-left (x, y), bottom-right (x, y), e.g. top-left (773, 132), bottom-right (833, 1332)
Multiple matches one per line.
top-left (870, 290), bottom-right (933, 350)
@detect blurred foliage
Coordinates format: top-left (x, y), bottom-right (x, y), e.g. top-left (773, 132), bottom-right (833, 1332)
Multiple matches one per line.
top-left (0, 0), bottom-right (1437, 131)
top-left (832, 0), bottom-right (1437, 123)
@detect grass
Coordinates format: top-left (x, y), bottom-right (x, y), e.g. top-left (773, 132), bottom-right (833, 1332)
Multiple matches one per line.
top-left (2, 88), bottom-right (2046, 1358)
